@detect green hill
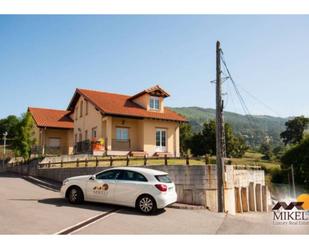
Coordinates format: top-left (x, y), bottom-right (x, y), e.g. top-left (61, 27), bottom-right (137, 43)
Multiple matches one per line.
top-left (170, 107), bottom-right (289, 148)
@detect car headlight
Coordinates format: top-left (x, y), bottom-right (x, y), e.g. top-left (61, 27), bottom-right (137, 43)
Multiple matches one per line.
top-left (62, 179), bottom-right (69, 185)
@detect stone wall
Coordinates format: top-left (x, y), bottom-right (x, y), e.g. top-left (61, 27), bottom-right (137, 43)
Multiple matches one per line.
top-left (6, 162), bottom-right (270, 215)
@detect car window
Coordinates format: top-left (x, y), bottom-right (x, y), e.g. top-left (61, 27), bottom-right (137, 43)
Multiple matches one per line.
top-left (117, 170), bottom-right (147, 182)
top-left (155, 174), bottom-right (172, 183)
top-left (96, 170), bottom-right (120, 180)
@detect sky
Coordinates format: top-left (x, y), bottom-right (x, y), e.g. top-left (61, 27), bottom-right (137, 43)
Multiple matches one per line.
top-left (0, 15), bottom-right (309, 119)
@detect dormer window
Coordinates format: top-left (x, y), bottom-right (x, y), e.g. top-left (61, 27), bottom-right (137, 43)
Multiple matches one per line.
top-left (149, 96), bottom-right (160, 110)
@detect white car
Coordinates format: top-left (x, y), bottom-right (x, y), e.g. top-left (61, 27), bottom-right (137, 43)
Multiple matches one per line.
top-left (60, 167), bottom-right (177, 214)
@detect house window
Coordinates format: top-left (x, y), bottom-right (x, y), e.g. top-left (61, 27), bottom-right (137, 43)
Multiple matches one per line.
top-left (80, 100), bottom-right (83, 117)
top-left (85, 100), bottom-right (88, 115)
top-left (116, 128), bottom-right (129, 140)
top-left (85, 130), bottom-right (88, 140)
top-left (150, 96), bottom-right (160, 110)
top-left (48, 138), bottom-right (61, 148)
top-left (75, 107), bottom-right (78, 120)
top-left (156, 128), bottom-right (167, 152)
top-left (92, 127), bottom-right (97, 139)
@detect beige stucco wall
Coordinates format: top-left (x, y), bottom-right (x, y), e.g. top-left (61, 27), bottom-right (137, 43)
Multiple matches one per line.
top-left (132, 94), bottom-right (149, 109)
top-left (44, 128), bottom-right (72, 154)
top-left (66, 129), bottom-right (74, 154)
top-left (30, 116), bottom-right (40, 146)
top-left (71, 95), bottom-right (180, 156)
top-left (73, 95), bottom-right (103, 143)
top-left (142, 119), bottom-right (180, 156)
top-left (110, 117), bottom-right (144, 151)
top-left (30, 115), bottom-right (73, 155)
top-left (132, 93), bottom-right (164, 113)
top-left (106, 117), bottom-right (180, 156)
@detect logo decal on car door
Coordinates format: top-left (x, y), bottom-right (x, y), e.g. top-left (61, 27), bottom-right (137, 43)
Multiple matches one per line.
top-left (93, 183), bottom-right (109, 192)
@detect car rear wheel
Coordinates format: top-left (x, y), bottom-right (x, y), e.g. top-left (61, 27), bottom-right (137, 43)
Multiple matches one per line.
top-left (137, 195), bottom-right (157, 214)
top-left (68, 187), bottom-right (84, 204)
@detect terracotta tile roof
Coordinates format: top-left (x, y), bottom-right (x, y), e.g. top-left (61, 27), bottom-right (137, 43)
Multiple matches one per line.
top-left (128, 85), bottom-right (170, 100)
top-left (68, 88), bottom-right (186, 122)
top-left (28, 107), bottom-right (73, 129)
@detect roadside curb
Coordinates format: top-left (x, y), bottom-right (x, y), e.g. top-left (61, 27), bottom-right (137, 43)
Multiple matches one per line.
top-left (169, 203), bottom-right (206, 210)
top-left (22, 175), bottom-right (61, 191)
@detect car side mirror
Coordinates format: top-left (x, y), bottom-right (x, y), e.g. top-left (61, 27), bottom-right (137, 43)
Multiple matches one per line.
top-left (89, 175), bottom-right (95, 180)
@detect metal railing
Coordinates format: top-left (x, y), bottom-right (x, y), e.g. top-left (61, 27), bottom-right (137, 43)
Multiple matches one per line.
top-left (74, 140), bottom-right (92, 154)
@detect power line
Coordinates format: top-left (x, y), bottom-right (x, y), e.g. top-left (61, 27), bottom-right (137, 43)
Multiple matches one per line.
top-left (236, 84), bottom-right (282, 117)
top-left (220, 50), bottom-right (281, 117)
top-left (220, 51), bottom-right (257, 128)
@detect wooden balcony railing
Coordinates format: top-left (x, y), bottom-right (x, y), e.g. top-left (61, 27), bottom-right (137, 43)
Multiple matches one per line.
top-left (112, 139), bottom-right (131, 151)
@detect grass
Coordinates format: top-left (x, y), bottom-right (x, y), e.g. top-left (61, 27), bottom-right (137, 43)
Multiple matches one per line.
top-left (41, 150), bottom-right (282, 171)
top-left (228, 151), bottom-right (281, 171)
top-left (43, 156), bottom-right (207, 168)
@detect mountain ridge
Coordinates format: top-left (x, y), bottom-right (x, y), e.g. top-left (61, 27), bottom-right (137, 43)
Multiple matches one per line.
top-left (170, 106), bottom-right (289, 148)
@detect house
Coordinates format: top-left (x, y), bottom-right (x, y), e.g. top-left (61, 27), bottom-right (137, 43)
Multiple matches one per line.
top-left (67, 85), bottom-right (186, 156)
top-left (29, 85), bottom-right (186, 157)
top-left (28, 107), bottom-right (74, 155)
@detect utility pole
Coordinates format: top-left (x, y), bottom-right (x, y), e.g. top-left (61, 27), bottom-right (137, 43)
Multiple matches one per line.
top-left (2, 131), bottom-right (8, 168)
top-left (291, 164), bottom-right (296, 199)
top-left (216, 41), bottom-right (225, 212)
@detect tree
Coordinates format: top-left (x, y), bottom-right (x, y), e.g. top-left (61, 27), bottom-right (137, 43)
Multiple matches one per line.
top-left (179, 123), bottom-right (193, 155)
top-left (190, 120), bottom-right (216, 157)
top-left (272, 145), bottom-right (286, 159)
top-left (281, 137), bottom-right (309, 187)
top-left (280, 116), bottom-right (309, 145)
top-left (11, 112), bottom-right (35, 159)
top-left (0, 115), bottom-right (20, 140)
top-left (190, 120), bottom-right (247, 158)
top-left (259, 142), bottom-right (273, 160)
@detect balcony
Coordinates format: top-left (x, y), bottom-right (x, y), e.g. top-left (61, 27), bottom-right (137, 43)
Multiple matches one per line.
top-left (74, 140), bottom-right (92, 154)
top-left (112, 139), bottom-right (131, 151)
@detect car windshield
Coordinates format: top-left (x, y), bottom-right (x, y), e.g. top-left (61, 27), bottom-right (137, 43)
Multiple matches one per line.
top-left (155, 174), bottom-right (172, 183)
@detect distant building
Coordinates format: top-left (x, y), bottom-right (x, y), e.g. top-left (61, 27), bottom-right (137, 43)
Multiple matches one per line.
top-left (28, 107), bottom-right (74, 155)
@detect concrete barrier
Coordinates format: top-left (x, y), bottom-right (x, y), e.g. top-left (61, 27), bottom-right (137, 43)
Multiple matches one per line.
top-left (234, 187), bottom-right (242, 213)
top-left (262, 185), bottom-right (268, 212)
top-left (249, 182), bottom-right (256, 211)
top-left (241, 187), bottom-right (249, 212)
top-left (8, 162), bottom-right (270, 214)
top-left (255, 183), bottom-right (262, 212)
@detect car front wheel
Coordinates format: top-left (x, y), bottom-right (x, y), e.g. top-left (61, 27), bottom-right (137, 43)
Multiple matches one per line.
top-left (68, 187), bottom-right (84, 204)
top-left (137, 195), bottom-right (157, 214)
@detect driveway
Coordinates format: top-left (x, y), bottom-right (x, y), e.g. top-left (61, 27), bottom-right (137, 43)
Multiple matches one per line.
top-left (0, 173), bottom-right (308, 234)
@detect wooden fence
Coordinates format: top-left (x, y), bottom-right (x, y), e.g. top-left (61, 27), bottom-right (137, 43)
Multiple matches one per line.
top-left (37, 155), bottom-right (207, 168)
top-left (34, 155), bottom-right (262, 170)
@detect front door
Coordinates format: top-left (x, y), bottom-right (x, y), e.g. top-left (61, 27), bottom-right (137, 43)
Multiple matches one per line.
top-left (156, 128), bottom-right (167, 152)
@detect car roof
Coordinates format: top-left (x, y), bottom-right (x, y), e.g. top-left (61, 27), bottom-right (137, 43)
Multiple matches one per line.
top-left (106, 167), bottom-right (168, 176)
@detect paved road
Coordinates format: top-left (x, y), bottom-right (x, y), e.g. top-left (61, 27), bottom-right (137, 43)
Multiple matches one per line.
top-left (1, 173), bottom-right (308, 234)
